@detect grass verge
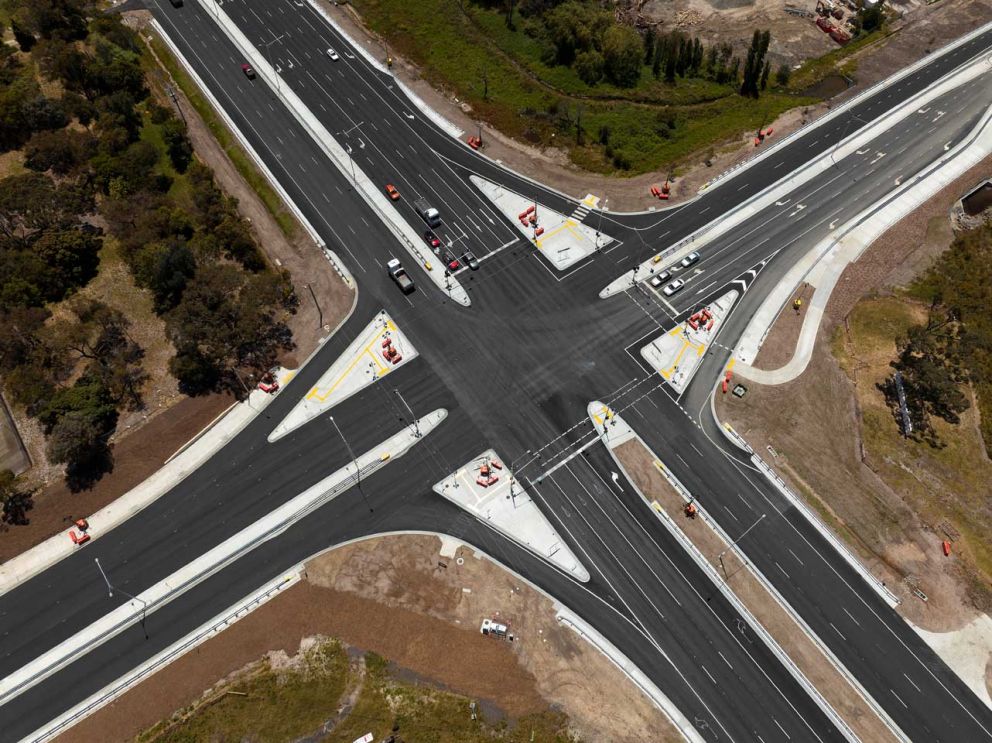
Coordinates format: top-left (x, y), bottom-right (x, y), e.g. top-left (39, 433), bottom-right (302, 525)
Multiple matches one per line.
top-left (144, 33), bottom-right (299, 238)
top-left (836, 296), bottom-right (992, 592)
top-left (351, 0), bottom-right (814, 175)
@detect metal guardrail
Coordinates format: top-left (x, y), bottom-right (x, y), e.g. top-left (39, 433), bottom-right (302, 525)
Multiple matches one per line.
top-left (27, 572), bottom-right (300, 743)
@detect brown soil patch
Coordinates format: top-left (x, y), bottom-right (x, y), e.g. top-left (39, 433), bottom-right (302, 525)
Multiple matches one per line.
top-left (614, 438), bottom-right (898, 743)
top-left (321, 0), bottom-right (985, 213)
top-left (715, 156), bottom-right (992, 633)
top-left (141, 25), bottom-right (356, 364)
top-left (752, 280), bottom-right (816, 371)
top-left (0, 393), bottom-right (232, 563)
top-left (66, 535), bottom-right (677, 743)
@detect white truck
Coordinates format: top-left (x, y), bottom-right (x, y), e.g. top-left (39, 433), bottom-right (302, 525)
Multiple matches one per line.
top-left (387, 258), bottom-right (415, 295)
top-left (413, 197), bottom-right (441, 228)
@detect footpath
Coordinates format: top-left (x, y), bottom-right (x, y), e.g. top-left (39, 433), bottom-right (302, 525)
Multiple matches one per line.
top-left (11, 409), bottom-right (448, 736)
top-left (588, 402), bottom-right (906, 743)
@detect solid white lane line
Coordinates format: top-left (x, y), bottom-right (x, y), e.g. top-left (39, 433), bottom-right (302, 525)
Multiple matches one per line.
top-left (702, 665), bottom-right (717, 684)
top-left (890, 689), bottom-right (908, 708)
top-left (903, 673), bottom-right (922, 693)
top-left (842, 607), bottom-right (861, 626)
top-left (773, 718), bottom-right (791, 740)
top-left (829, 622), bottom-right (846, 641)
top-left (718, 651), bottom-right (733, 670)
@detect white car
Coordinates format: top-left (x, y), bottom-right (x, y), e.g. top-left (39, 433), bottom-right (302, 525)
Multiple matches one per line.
top-left (649, 270), bottom-right (672, 288)
top-left (662, 279), bottom-right (685, 296)
top-left (681, 251), bottom-right (700, 268)
top-left (326, 48), bottom-right (340, 61)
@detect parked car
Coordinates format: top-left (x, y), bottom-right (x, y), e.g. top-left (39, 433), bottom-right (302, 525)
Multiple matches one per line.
top-left (649, 270), bottom-right (672, 288)
top-left (462, 250), bottom-right (480, 271)
top-left (241, 63), bottom-right (256, 79)
top-left (680, 251), bottom-right (700, 268)
top-left (443, 252), bottom-right (460, 271)
top-left (423, 230), bottom-right (440, 248)
top-left (326, 48), bottom-right (340, 61)
top-left (385, 184), bottom-right (400, 201)
top-left (662, 279), bottom-right (686, 297)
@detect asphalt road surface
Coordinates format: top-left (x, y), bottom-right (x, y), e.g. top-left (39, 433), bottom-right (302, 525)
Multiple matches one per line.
top-left (3, 1), bottom-right (992, 741)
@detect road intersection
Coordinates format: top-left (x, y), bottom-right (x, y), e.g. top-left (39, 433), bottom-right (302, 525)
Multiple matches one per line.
top-left (3, 0), bottom-right (992, 740)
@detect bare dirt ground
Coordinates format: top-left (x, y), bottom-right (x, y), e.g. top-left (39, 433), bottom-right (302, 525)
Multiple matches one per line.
top-left (322, 0), bottom-right (989, 212)
top-left (716, 155), bottom-right (992, 636)
top-left (0, 33), bottom-right (355, 559)
top-left (751, 280), bottom-right (815, 371)
top-left (0, 393), bottom-right (232, 563)
top-left (65, 535), bottom-right (678, 743)
top-left (614, 438), bottom-right (898, 743)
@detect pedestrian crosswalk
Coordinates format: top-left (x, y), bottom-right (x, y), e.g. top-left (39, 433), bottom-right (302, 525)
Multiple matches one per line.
top-left (570, 203), bottom-right (591, 221)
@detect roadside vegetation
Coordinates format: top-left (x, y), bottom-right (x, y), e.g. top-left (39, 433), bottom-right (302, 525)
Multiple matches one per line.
top-left (141, 639), bottom-right (578, 743)
top-left (0, 0), bottom-right (296, 494)
top-left (351, 0), bottom-right (884, 175)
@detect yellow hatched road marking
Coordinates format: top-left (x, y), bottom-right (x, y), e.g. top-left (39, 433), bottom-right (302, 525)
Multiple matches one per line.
top-left (306, 322), bottom-right (397, 402)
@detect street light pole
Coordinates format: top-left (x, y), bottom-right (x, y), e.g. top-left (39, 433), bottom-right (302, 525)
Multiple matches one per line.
top-left (595, 198), bottom-right (608, 250)
top-left (393, 388), bottom-right (421, 438)
top-left (95, 558), bottom-right (149, 640)
top-left (262, 32), bottom-right (286, 92)
top-left (717, 513), bottom-right (766, 578)
top-left (329, 415), bottom-right (373, 512)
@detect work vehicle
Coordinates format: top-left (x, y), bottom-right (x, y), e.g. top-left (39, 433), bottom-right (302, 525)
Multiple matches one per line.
top-left (423, 230), bottom-right (440, 248)
top-left (387, 259), bottom-right (415, 295)
top-left (649, 270), bottom-right (672, 288)
top-left (326, 48), bottom-right (340, 61)
top-left (662, 279), bottom-right (685, 297)
top-left (462, 251), bottom-right (480, 271)
top-left (681, 252), bottom-right (700, 268)
top-left (385, 184), bottom-right (400, 201)
top-left (241, 63), bottom-right (256, 79)
top-left (414, 197), bottom-right (441, 228)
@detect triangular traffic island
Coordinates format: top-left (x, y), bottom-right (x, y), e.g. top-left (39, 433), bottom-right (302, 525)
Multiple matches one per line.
top-left (434, 450), bottom-right (590, 582)
top-left (470, 176), bottom-right (614, 270)
top-left (269, 310), bottom-right (416, 442)
top-left (641, 289), bottom-right (738, 394)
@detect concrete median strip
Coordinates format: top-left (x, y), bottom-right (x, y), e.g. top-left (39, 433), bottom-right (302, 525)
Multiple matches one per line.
top-left (433, 450), bottom-right (589, 582)
top-left (194, 0), bottom-right (469, 306)
top-left (734, 97), bottom-right (992, 379)
top-left (269, 310), bottom-right (417, 442)
top-left (588, 402), bottom-right (909, 743)
top-left (0, 410), bottom-right (446, 710)
top-left (600, 52), bottom-right (992, 300)
top-left (22, 569), bottom-right (302, 743)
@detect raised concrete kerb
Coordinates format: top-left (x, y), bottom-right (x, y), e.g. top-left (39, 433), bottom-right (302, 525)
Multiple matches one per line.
top-left (599, 54), bottom-right (992, 299)
top-left (555, 609), bottom-right (706, 743)
top-left (23, 568), bottom-right (303, 743)
top-left (734, 97), bottom-right (992, 381)
top-left (697, 20), bottom-right (992, 195)
top-left (268, 310), bottom-right (416, 442)
top-left (432, 450), bottom-right (590, 582)
top-left (195, 0), bottom-right (470, 306)
top-left (640, 291), bottom-right (738, 394)
top-left (589, 408), bottom-right (888, 743)
top-left (148, 20), bottom-right (328, 258)
top-left (304, 0), bottom-right (464, 139)
top-left (0, 409), bottom-right (447, 709)
top-left (470, 176), bottom-right (613, 270)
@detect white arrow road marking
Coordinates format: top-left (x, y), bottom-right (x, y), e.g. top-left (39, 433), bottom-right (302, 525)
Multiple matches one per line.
top-left (944, 141), bottom-right (952, 151)
top-left (870, 152), bottom-right (886, 164)
top-left (787, 203), bottom-right (807, 218)
top-left (829, 219), bottom-right (838, 229)
top-left (775, 199), bottom-right (791, 206)
top-left (404, 112), bottom-right (414, 120)
top-left (932, 110), bottom-right (946, 122)
top-left (895, 177), bottom-right (901, 186)
top-left (917, 106), bottom-right (931, 114)
top-left (610, 472), bottom-right (622, 489)
top-left (856, 148), bottom-right (869, 155)
top-left (358, 138), bottom-right (366, 149)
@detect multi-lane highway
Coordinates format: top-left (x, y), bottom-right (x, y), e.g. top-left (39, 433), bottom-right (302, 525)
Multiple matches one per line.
top-left (3, 0), bottom-right (992, 740)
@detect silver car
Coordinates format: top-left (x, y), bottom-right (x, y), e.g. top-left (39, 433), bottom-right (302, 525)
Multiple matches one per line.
top-left (326, 48), bottom-right (340, 61)
top-left (681, 251), bottom-right (700, 268)
top-left (662, 279), bottom-right (685, 296)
